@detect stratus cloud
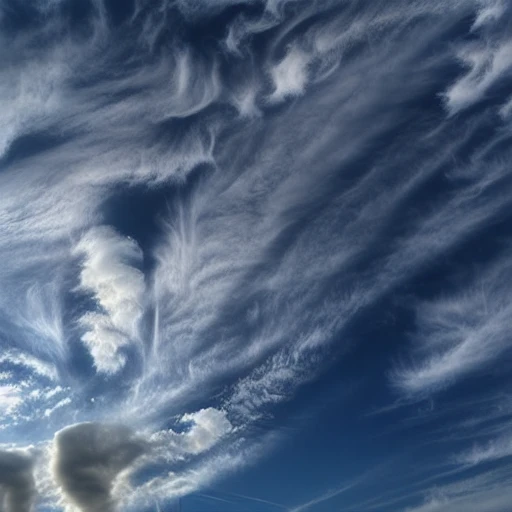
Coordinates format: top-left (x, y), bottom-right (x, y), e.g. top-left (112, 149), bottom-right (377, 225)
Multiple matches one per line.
top-left (0, 450), bottom-right (36, 512)
top-left (75, 226), bottom-right (145, 374)
top-left (50, 411), bottom-right (230, 512)
top-left (53, 423), bottom-right (147, 512)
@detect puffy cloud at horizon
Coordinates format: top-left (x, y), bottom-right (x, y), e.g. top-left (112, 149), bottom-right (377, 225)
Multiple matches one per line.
top-left (49, 409), bottom-right (231, 512)
top-left (53, 422), bottom-right (147, 512)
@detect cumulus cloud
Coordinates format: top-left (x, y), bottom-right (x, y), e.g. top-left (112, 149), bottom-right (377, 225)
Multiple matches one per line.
top-left (50, 412), bottom-right (230, 512)
top-left (159, 49), bottom-right (221, 120)
top-left (0, 450), bottom-right (36, 512)
top-left (75, 226), bottom-right (146, 374)
top-left (53, 423), bottom-right (147, 512)
top-left (150, 408), bottom-right (232, 459)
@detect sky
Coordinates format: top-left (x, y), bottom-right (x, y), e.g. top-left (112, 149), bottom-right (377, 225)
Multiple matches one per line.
top-left (1, 0), bottom-right (512, 510)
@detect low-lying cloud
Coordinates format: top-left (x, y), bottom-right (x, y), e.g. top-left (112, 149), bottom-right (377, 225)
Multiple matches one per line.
top-left (53, 423), bottom-right (147, 512)
top-left (0, 450), bottom-right (36, 512)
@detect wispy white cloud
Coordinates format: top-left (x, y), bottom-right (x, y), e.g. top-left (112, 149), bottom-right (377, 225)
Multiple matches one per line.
top-left (0, 43), bottom-right (68, 159)
top-left (456, 431), bottom-right (512, 466)
top-left (442, 0), bottom-right (512, 115)
top-left (392, 254), bottom-right (512, 396)
top-left (289, 480), bottom-right (361, 512)
top-left (0, 385), bottom-right (22, 417)
top-left (121, 433), bottom-right (275, 510)
top-left (402, 467), bottom-right (512, 512)
top-left (472, 0), bottom-right (507, 30)
top-left (0, 377), bottom-right (73, 432)
top-left (0, 0), bottom-right (512, 510)
top-left (44, 397), bottom-right (72, 419)
top-left (0, 352), bottom-right (57, 381)
top-left (444, 39), bottom-right (512, 114)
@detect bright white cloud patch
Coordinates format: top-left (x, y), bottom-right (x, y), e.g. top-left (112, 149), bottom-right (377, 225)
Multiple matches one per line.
top-left (75, 226), bottom-right (146, 374)
top-left (444, 40), bottom-right (512, 114)
top-left (268, 46), bottom-right (311, 102)
top-left (150, 407), bottom-right (232, 459)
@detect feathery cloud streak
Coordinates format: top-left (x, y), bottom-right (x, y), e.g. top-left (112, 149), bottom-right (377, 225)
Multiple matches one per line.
top-left (1, 0), bottom-right (512, 510)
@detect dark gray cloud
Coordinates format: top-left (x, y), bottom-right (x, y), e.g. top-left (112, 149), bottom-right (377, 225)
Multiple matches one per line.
top-left (0, 450), bottom-right (35, 512)
top-left (53, 423), bottom-right (148, 512)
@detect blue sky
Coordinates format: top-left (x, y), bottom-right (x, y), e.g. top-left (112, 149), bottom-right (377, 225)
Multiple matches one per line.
top-left (1, 0), bottom-right (512, 510)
